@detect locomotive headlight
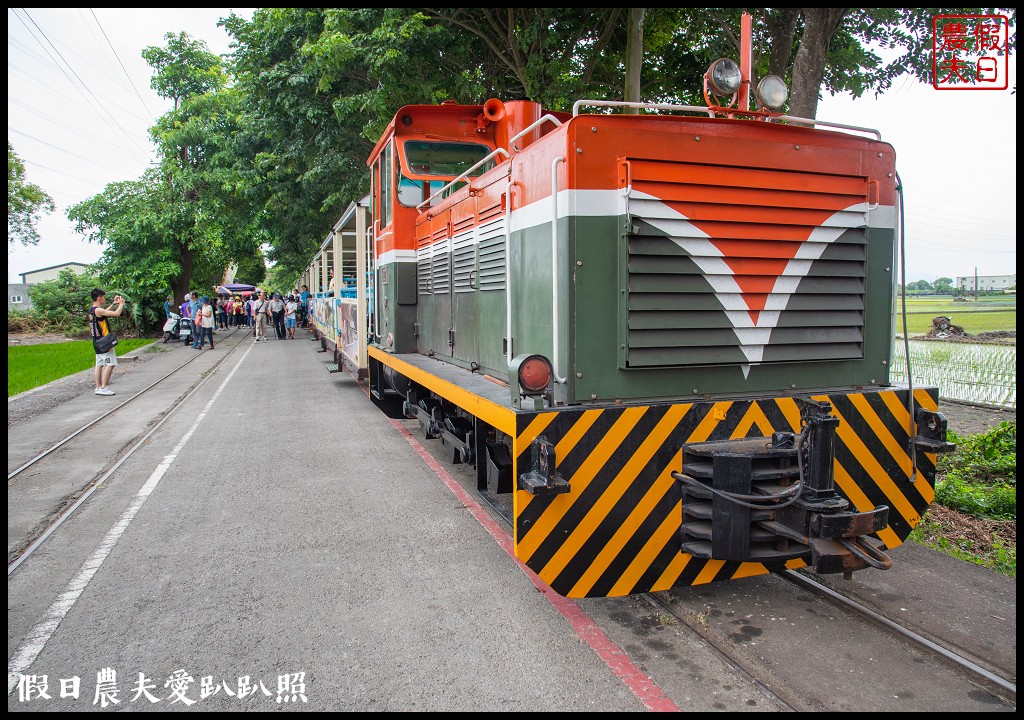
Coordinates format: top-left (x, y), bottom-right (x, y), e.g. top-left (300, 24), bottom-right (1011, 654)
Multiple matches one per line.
top-left (756, 75), bottom-right (788, 110)
top-left (518, 355), bottom-right (553, 395)
top-left (708, 58), bottom-right (742, 96)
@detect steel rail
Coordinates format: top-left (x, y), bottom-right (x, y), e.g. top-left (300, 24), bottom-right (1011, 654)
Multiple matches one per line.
top-left (7, 329), bottom-right (247, 576)
top-left (7, 330), bottom-right (241, 482)
top-left (782, 569), bottom-right (1016, 697)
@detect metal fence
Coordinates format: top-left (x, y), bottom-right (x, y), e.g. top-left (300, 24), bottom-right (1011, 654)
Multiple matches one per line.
top-left (890, 340), bottom-right (1016, 409)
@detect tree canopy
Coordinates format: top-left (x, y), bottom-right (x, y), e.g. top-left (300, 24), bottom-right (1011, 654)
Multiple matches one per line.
top-left (68, 33), bottom-right (266, 326)
top-left (8, 142), bottom-right (55, 246)
top-left (67, 8), bottom-right (1016, 291)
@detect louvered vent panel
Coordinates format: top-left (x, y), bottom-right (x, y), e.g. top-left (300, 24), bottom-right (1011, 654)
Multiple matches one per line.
top-left (626, 159), bottom-right (868, 368)
top-left (477, 218), bottom-right (506, 291)
top-left (431, 233), bottom-right (450, 295)
top-left (416, 230), bottom-right (433, 296)
top-left (452, 230), bottom-right (476, 293)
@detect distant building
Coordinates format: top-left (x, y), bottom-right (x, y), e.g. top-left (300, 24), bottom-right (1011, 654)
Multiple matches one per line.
top-left (9, 283), bottom-right (31, 311)
top-left (956, 274), bottom-right (1016, 292)
top-left (19, 262), bottom-right (91, 285)
top-left (9, 262), bottom-right (93, 311)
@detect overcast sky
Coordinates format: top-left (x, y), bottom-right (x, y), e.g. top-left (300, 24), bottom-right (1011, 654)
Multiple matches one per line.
top-left (7, 8), bottom-right (1017, 285)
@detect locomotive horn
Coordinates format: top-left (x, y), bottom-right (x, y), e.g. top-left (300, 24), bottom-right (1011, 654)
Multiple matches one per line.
top-left (482, 98), bottom-right (506, 121)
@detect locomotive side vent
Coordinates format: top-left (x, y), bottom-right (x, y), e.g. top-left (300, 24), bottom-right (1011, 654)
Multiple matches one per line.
top-left (625, 159), bottom-right (869, 368)
top-left (477, 217), bottom-right (507, 291)
top-left (452, 229), bottom-right (476, 293)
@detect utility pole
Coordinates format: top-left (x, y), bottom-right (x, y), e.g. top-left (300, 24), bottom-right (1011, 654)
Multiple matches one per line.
top-left (974, 267), bottom-right (978, 301)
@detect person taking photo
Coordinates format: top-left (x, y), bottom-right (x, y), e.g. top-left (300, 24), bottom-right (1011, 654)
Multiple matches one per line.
top-left (90, 289), bottom-right (125, 396)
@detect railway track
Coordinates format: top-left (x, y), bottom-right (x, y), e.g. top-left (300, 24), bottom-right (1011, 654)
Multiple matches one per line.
top-left (420, 429), bottom-right (1016, 712)
top-left (7, 328), bottom-right (248, 574)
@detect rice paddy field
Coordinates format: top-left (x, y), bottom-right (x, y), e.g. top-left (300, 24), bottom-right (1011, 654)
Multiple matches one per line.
top-left (891, 340), bottom-right (1016, 408)
top-left (893, 295), bottom-right (1016, 336)
top-left (8, 338), bottom-right (156, 396)
top-left (889, 294), bottom-right (1016, 408)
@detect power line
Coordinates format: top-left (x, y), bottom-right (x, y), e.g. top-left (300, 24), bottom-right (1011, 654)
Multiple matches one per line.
top-left (8, 97), bottom-right (153, 164)
top-left (9, 128), bottom-right (145, 174)
top-left (14, 8), bottom-right (150, 157)
top-left (87, 8), bottom-right (157, 118)
top-left (21, 157), bottom-right (113, 188)
top-left (7, 61), bottom-right (156, 133)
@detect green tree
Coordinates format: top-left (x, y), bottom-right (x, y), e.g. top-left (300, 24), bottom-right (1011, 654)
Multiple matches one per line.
top-left (933, 277), bottom-right (955, 294)
top-left (26, 268), bottom-right (98, 327)
top-left (69, 32), bottom-right (265, 323)
top-left (684, 8), bottom-right (1015, 118)
top-left (220, 8), bottom-right (1016, 281)
top-left (907, 279), bottom-right (934, 294)
top-left (8, 142), bottom-right (55, 246)
top-left (234, 248), bottom-right (267, 286)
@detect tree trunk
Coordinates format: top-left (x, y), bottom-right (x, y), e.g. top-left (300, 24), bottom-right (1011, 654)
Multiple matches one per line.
top-left (789, 8), bottom-right (847, 119)
top-left (624, 8), bottom-right (645, 114)
top-left (764, 8), bottom-right (800, 79)
top-left (171, 242), bottom-right (194, 304)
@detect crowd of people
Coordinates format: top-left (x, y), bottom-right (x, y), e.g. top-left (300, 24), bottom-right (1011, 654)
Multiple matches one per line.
top-left (95, 285), bottom-right (314, 397)
top-left (163, 287), bottom-right (310, 346)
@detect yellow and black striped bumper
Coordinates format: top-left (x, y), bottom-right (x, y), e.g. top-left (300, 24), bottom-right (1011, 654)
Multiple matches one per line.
top-left (513, 389), bottom-right (939, 598)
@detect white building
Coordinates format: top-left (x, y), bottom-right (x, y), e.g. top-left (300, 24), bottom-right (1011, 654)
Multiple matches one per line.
top-left (956, 274), bottom-right (1016, 292)
top-left (9, 262), bottom-right (92, 310)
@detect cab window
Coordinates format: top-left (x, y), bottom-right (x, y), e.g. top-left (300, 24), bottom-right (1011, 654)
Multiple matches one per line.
top-left (403, 141), bottom-right (493, 178)
top-left (380, 142), bottom-right (393, 228)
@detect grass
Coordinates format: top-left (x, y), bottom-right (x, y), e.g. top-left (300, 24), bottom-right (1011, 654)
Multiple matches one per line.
top-left (894, 295), bottom-right (1017, 336)
top-left (894, 310), bottom-right (1017, 336)
top-left (909, 421), bottom-right (1017, 578)
top-left (8, 338), bottom-right (157, 396)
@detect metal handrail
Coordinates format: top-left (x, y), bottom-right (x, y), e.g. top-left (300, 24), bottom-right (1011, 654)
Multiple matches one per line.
top-left (573, 99), bottom-right (714, 118)
top-left (509, 114), bottom-right (563, 151)
top-left (416, 147), bottom-right (511, 212)
top-left (770, 114), bottom-right (882, 140)
top-left (571, 100), bottom-right (883, 141)
top-left (550, 156), bottom-right (566, 384)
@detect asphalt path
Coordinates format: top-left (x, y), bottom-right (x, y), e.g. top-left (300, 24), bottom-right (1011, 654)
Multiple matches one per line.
top-left (8, 329), bottom-right (1015, 712)
top-left (8, 331), bottom-right (772, 712)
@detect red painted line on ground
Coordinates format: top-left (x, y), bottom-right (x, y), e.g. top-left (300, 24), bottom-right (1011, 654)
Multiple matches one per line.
top-left (390, 419), bottom-right (681, 712)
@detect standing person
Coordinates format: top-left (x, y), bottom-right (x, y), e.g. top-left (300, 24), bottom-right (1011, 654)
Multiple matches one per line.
top-left (252, 290), bottom-right (268, 341)
top-left (233, 296), bottom-right (244, 327)
top-left (195, 296), bottom-right (216, 349)
top-left (285, 295), bottom-right (298, 339)
top-left (189, 291), bottom-right (200, 322)
top-left (90, 288), bottom-right (125, 396)
top-left (216, 296), bottom-right (228, 329)
top-left (327, 268), bottom-right (337, 296)
top-left (300, 285), bottom-right (310, 327)
top-left (163, 294), bottom-right (174, 321)
top-left (269, 292), bottom-right (286, 340)
top-left (180, 293), bottom-right (191, 320)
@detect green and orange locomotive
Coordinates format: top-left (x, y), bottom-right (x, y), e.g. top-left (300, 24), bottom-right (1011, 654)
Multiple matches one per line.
top-left (307, 19), bottom-right (954, 599)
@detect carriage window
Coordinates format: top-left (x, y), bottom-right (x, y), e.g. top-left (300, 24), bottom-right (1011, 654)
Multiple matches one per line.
top-left (403, 141), bottom-right (493, 177)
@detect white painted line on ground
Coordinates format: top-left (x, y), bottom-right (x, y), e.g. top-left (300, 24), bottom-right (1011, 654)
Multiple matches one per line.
top-left (7, 341), bottom-right (255, 696)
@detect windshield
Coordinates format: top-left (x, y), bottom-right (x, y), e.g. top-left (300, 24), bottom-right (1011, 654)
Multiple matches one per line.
top-left (403, 141), bottom-right (493, 177)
